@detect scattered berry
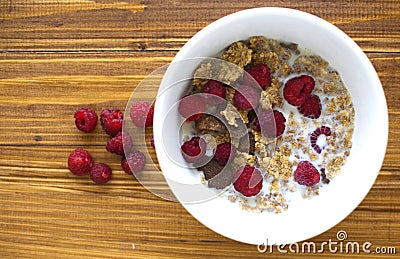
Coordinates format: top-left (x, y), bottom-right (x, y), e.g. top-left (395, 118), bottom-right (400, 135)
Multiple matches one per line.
top-left (178, 94), bottom-right (205, 122)
top-left (233, 84), bottom-right (260, 111)
top-left (181, 136), bottom-right (207, 163)
top-left (244, 64), bottom-right (271, 89)
top-left (74, 107), bottom-right (98, 133)
top-left (298, 94), bottom-right (322, 119)
top-left (130, 101), bottom-right (154, 128)
top-left (294, 161), bottom-right (320, 186)
top-left (121, 150), bottom-right (146, 175)
top-left (283, 75), bottom-right (315, 106)
top-left (253, 110), bottom-right (286, 137)
top-left (106, 132), bottom-right (132, 156)
top-left (233, 165), bottom-right (263, 197)
top-left (202, 80), bottom-right (226, 105)
top-left (310, 126), bottom-right (331, 154)
top-left (90, 163), bottom-right (112, 184)
top-left (150, 136), bottom-right (155, 149)
top-left (214, 142), bottom-right (236, 166)
top-left (68, 148), bottom-right (94, 176)
top-left (121, 157), bottom-right (131, 175)
top-left (100, 109), bottom-right (123, 136)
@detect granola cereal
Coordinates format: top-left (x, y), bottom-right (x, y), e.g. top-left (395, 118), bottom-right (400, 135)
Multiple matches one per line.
top-left (179, 35), bottom-right (355, 214)
top-left (221, 41), bottom-right (252, 68)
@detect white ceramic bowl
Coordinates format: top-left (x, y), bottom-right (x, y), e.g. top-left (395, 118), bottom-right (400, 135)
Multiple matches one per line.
top-left (153, 7), bottom-right (388, 245)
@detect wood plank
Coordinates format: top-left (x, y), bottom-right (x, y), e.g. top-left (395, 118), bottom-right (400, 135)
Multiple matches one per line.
top-left (0, 52), bottom-right (398, 146)
top-left (0, 1), bottom-right (399, 257)
top-left (0, 0), bottom-right (399, 52)
top-left (0, 180), bottom-right (398, 258)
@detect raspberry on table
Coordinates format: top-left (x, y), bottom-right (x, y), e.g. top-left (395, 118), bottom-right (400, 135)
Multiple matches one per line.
top-left (121, 150), bottom-right (146, 175)
top-left (233, 165), bottom-right (263, 197)
top-left (90, 163), bottom-right (112, 184)
top-left (181, 136), bottom-right (207, 163)
top-left (310, 126), bottom-right (331, 154)
top-left (233, 84), bottom-right (260, 111)
top-left (178, 94), bottom-right (205, 122)
top-left (253, 110), bottom-right (286, 138)
top-left (74, 107), bottom-right (98, 133)
top-left (106, 132), bottom-right (132, 156)
top-left (283, 75), bottom-right (315, 106)
top-left (68, 148), bottom-right (94, 176)
top-left (100, 109), bottom-right (123, 136)
top-left (244, 64), bottom-right (271, 89)
top-left (298, 94), bottom-right (322, 119)
top-left (202, 80), bottom-right (226, 106)
top-left (294, 161), bottom-right (320, 186)
top-left (214, 142), bottom-right (236, 166)
top-left (130, 101), bottom-right (154, 128)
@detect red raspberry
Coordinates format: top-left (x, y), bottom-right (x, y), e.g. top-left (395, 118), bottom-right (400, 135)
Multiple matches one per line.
top-left (178, 94), bottom-right (205, 122)
top-left (214, 142), bottom-right (236, 166)
top-left (283, 75), bottom-right (315, 106)
top-left (202, 80), bottom-right (226, 106)
top-left (181, 136), bottom-right (207, 163)
top-left (294, 161), bottom-right (320, 186)
top-left (233, 84), bottom-right (260, 111)
top-left (298, 94), bottom-right (322, 119)
top-left (90, 163), bottom-right (112, 184)
top-left (253, 110), bottom-right (286, 137)
top-left (100, 109), bottom-right (123, 136)
top-left (244, 64), bottom-right (271, 89)
top-left (310, 126), bottom-right (331, 154)
top-left (68, 148), bottom-right (94, 176)
top-left (121, 150), bottom-right (146, 175)
top-left (106, 132), bottom-right (132, 156)
top-left (130, 101), bottom-right (154, 128)
top-left (74, 107), bottom-right (98, 133)
top-left (233, 165), bottom-right (263, 197)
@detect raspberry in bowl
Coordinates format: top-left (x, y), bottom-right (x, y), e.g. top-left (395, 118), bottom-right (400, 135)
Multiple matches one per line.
top-left (153, 8), bottom-right (388, 245)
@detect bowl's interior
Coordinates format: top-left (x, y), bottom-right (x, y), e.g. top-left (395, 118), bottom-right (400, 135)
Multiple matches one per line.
top-left (154, 7), bottom-right (388, 245)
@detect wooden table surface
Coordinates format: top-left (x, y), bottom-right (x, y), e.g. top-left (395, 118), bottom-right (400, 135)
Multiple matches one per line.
top-left (1, 1), bottom-right (399, 258)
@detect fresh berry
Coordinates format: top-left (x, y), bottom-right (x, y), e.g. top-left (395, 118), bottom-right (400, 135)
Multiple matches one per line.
top-left (214, 142), bottom-right (236, 166)
top-left (90, 163), bottom-right (112, 184)
top-left (106, 132), bottom-right (132, 156)
top-left (130, 101), bottom-right (154, 128)
top-left (100, 109), bottom-right (123, 136)
top-left (178, 94), bottom-right (205, 122)
top-left (294, 161), bottom-right (320, 186)
top-left (310, 126), bottom-right (331, 154)
top-left (299, 94), bottom-right (322, 119)
top-left (202, 80), bottom-right (226, 105)
top-left (121, 150), bottom-right (146, 175)
top-left (74, 107), bottom-right (98, 133)
top-left (283, 75), bottom-right (315, 106)
top-left (233, 165), bottom-right (263, 197)
top-left (68, 148), bottom-right (94, 176)
top-left (121, 157), bottom-right (131, 175)
top-left (244, 64), bottom-right (271, 89)
top-left (253, 110), bottom-right (286, 137)
top-left (181, 136), bottom-right (207, 163)
top-left (233, 84), bottom-right (260, 111)
top-left (150, 136), bottom-right (155, 149)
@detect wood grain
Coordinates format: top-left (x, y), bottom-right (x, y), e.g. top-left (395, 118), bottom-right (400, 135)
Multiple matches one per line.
top-left (0, 0), bottom-right (399, 258)
top-left (0, 0), bottom-right (399, 52)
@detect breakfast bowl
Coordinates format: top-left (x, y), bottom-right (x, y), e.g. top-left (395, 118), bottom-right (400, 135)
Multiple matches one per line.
top-left (153, 7), bottom-right (388, 245)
